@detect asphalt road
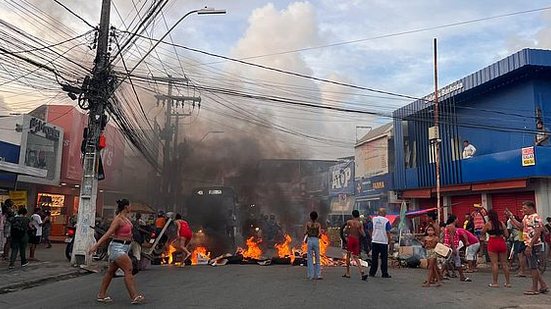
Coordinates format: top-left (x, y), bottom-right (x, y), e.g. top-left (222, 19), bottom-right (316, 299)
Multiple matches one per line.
top-left (1, 263), bottom-right (550, 309)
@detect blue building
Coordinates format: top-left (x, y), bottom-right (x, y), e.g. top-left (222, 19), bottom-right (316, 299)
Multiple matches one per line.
top-left (393, 48), bottom-right (551, 220)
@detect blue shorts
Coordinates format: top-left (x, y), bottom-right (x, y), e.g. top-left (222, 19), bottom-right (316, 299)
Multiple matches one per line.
top-left (108, 241), bottom-right (130, 262)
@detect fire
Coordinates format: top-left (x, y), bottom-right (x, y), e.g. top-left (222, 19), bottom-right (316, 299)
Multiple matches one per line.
top-left (274, 234), bottom-right (294, 263)
top-left (191, 246), bottom-right (211, 265)
top-left (300, 233), bottom-right (332, 266)
top-left (320, 233), bottom-right (330, 256)
top-left (238, 237), bottom-right (263, 259)
top-left (163, 244), bottom-right (178, 265)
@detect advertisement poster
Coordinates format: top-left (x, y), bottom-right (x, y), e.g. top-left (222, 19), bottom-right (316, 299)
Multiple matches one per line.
top-left (522, 147), bottom-right (535, 167)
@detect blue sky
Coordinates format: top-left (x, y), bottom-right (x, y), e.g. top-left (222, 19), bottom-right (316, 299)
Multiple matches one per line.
top-left (2, 1), bottom-right (551, 158)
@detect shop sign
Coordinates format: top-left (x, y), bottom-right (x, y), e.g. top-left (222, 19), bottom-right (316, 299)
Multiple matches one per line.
top-left (356, 173), bottom-right (392, 196)
top-left (522, 147), bottom-right (535, 167)
top-left (29, 117), bottom-right (60, 141)
top-left (329, 160), bottom-right (355, 196)
top-left (8, 190), bottom-right (27, 208)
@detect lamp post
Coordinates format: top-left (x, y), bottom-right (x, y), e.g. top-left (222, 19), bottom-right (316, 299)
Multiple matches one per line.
top-left (123, 7), bottom-right (227, 80)
top-left (200, 130), bottom-right (224, 143)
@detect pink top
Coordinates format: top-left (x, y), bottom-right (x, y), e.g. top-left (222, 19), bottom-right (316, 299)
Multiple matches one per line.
top-left (456, 228), bottom-right (479, 245)
top-left (114, 218), bottom-right (133, 239)
top-left (444, 227), bottom-right (460, 249)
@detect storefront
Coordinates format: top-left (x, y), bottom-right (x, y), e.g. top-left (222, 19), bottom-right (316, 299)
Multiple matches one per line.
top-left (355, 173), bottom-right (397, 215)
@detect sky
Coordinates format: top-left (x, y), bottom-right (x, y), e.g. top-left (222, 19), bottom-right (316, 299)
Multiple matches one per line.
top-left (1, 0), bottom-right (551, 159)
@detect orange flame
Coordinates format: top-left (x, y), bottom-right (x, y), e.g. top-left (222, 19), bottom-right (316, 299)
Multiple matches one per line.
top-left (274, 234), bottom-right (294, 263)
top-left (191, 246), bottom-right (211, 265)
top-left (162, 244), bottom-right (178, 264)
top-left (238, 237), bottom-right (263, 259)
top-left (300, 233), bottom-right (332, 266)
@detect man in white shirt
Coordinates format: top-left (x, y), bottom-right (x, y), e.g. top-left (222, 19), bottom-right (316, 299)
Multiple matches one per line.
top-left (29, 208), bottom-right (43, 261)
top-left (368, 208), bottom-right (392, 278)
top-left (462, 140), bottom-right (477, 159)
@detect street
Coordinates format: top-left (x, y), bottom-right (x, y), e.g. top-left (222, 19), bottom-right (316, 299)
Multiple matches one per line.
top-left (1, 263), bottom-right (550, 309)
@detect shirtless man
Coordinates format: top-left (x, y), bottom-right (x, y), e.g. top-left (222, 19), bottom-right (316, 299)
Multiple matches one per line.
top-left (341, 210), bottom-right (368, 280)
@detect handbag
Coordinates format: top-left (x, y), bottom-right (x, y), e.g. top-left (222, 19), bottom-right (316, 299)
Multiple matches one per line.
top-left (434, 243), bottom-right (452, 259)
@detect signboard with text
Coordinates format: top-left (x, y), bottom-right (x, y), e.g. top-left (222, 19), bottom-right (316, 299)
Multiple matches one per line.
top-left (329, 160), bottom-right (355, 196)
top-left (522, 147), bottom-right (536, 167)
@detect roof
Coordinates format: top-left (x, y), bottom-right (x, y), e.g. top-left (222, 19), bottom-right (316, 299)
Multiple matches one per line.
top-left (394, 48), bottom-right (551, 118)
top-left (356, 122), bottom-right (393, 146)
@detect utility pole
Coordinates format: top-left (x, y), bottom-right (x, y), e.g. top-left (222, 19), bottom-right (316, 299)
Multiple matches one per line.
top-left (153, 75), bottom-right (200, 213)
top-left (71, 0), bottom-right (113, 266)
top-left (433, 38), bottom-right (442, 223)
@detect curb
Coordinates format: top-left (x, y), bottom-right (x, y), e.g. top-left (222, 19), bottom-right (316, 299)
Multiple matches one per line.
top-left (0, 268), bottom-right (88, 294)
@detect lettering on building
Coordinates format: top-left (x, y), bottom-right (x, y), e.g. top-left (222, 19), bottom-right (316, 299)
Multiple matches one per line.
top-left (332, 167), bottom-right (352, 189)
top-left (29, 117), bottom-right (60, 141)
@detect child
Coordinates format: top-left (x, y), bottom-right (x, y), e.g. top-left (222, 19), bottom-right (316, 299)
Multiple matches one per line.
top-left (423, 225), bottom-right (441, 287)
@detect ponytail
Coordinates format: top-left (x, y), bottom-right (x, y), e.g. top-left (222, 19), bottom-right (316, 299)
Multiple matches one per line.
top-left (116, 199), bottom-right (130, 214)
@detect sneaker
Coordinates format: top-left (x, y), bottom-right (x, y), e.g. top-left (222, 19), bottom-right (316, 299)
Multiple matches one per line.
top-left (382, 274), bottom-right (392, 278)
top-left (8, 265), bottom-right (15, 270)
top-left (22, 262), bottom-right (29, 267)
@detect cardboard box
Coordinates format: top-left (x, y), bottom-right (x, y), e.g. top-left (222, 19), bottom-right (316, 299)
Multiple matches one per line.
top-left (399, 246), bottom-right (414, 256)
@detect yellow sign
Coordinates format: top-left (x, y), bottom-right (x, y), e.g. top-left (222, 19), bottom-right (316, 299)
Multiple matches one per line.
top-left (522, 147), bottom-right (536, 167)
top-left (8, 190), bottom-right (27, 208)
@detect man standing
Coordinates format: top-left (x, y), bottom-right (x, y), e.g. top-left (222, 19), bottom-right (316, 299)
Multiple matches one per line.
top-left (463, 213), bottom-right (475, 234)
top-left (8, 207), bottom-right (30, 269)
top-left (369, 208), bottom-right (392, 278)
top-left (341, 210), bottom-right (368, 280)
top-left (462, 140), bottom-right (477, 159)
top-left (506, 201), bottom-right (549, 295)
top-left (29, 208), bottom-right (42, 261)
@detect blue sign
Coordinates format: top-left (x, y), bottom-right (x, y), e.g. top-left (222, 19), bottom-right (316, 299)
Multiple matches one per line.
top-left (329, 161), bottom-right (355, 196)
top-left (355, 173), bottom-right (392, 197)
top-left (0, 141), bottom-right (21, 183)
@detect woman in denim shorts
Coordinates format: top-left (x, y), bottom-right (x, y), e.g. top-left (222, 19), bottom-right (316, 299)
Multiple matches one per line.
top-left (89, 199), bottom-right (144, 304)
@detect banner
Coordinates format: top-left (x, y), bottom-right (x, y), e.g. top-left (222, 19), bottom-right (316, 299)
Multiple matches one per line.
top-left (329, 160), bottom-right (355, 196)
top-left (9, 190), bottom-right (27, 208)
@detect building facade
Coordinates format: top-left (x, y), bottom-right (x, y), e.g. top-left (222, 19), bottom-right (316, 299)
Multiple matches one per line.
top-left (393, 48), bottom-right (551, 220)
top-left (354, 123), bottom-right (399, 215)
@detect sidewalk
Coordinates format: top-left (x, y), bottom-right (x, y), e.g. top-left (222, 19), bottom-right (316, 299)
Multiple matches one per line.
top-left (0, 243), bottom-right (91, 294)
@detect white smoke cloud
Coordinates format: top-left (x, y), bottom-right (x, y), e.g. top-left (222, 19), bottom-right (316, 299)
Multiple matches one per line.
top-left (225, 2), bottom-right (358, 158)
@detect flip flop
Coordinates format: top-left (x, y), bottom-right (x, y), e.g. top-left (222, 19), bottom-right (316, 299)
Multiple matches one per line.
top-left (539, 287), bottom-right (549, 294)
top-left (96, 296), bottom-right (112, 303)
top-left (523, 290), bottom-right (540, 295)
top-left (504, 283), bottom-right (512, 288)
top-left (488, 283), bottom-right (499, 288)
top-left (131, 295), bottom-right (145, 304)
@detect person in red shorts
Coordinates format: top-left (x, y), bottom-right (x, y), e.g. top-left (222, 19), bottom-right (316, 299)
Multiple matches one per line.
top-left (172, 214), bottom-right (192, 265)
top-left (341, 210), bottom-right (368, 280)
top-left (482, 209), bottom-right (511, 288)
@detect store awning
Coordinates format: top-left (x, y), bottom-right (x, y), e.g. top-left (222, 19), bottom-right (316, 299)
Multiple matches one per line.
top-left (0, 161), bottom-right (47, 178)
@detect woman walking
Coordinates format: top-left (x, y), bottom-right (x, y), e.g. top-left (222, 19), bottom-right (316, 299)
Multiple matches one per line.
top-left (89, 199), bottom-right (144, 304)
top-left (172, 213), bottom-right (193, 264)
top-left (482, 209), bottom-right (511, 288)
top-left (304, 211), bottom-right (322, 280)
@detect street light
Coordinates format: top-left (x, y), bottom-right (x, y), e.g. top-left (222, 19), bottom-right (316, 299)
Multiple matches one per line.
top-left (200, 130), bottom-right (224, 143)
top-left (125, 7), bottom-right (227, 78)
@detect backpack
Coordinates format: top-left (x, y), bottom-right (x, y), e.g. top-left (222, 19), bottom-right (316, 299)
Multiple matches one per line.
top-left (10, 216), bottom-right (29, 239)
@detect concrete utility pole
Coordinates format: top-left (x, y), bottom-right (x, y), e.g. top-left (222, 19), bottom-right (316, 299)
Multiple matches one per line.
top-left (71, 0), bottom-right (112, 266)
top-left (433, 38), bottom-right (442, 223)
top-left (153, 75), bottom-right (200, 213)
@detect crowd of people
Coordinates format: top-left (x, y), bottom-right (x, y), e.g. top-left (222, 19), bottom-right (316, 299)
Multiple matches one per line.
top-left (0, 199), bottom-right (53, 269)
top-left (302, 200), bottom-right (551, 297)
